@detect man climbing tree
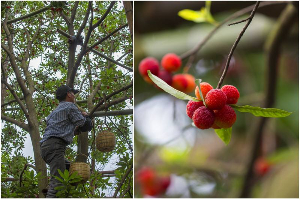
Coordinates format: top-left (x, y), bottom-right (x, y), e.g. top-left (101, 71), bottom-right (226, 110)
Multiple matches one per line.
top-left (40, 85), bottom-right (93, 197)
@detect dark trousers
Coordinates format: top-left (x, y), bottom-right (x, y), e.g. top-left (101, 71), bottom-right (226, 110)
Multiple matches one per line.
top-left (40, 137), bottom-right (70, 198)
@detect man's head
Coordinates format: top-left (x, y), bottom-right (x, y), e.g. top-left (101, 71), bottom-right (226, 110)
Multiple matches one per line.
top-left (56, 85), bottom-right (79, 103)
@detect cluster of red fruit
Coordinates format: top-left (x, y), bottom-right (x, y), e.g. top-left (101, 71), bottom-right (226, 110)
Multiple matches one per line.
top-left (186, 82), bottom-right (240, 129)
top-left (136, 167), bottom-right (171, 197)
top-left (139, 53), bottom-right (196, 93)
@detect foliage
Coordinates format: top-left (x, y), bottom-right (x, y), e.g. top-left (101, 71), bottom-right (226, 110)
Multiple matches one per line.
top-left (54, 169), bottom-right (86, 198)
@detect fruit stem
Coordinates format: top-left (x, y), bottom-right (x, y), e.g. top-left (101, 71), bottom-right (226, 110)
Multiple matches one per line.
top-left (216, 1), bottom-right (260, 89)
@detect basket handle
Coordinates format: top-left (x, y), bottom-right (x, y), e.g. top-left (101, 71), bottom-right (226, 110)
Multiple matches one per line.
top-left (74, 153), bottom-right (90, 164)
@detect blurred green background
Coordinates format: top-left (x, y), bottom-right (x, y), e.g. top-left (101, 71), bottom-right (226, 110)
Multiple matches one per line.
top-left (134, 1), bottom-right (299, 198)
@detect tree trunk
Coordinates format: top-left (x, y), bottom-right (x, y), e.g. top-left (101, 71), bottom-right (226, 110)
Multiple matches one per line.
top-left (26, 95), bottom-right (48, 197)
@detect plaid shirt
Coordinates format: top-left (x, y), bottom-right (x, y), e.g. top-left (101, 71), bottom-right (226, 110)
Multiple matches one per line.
top-left (40, 101), bottom-right (86, 145)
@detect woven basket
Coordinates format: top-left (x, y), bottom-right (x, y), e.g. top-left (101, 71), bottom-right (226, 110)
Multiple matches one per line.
top-left (96, 130), bottom-right (116, 152)
top-left (70, 162), bottom-right (90, 183)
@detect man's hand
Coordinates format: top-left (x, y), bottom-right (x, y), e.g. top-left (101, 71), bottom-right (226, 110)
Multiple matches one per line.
top-left (82, 112), bottom-right (88, 116)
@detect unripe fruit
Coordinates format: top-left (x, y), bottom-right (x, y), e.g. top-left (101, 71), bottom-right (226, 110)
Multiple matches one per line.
top-left (184, 74), bottom-right (196, 93)
top-left (161, 53), bottom-right (181, 72)
top-left (195, 82), bottom-right (213, 100)
top-left (205, 89), bottom-right (227, 110)
top-left (221, 85), bottom-right (240, 104)
top-left (186, 100), bottom-right (204, 119)
top-left (214, 105), bottom-right (236, 128)
top-left (157, 70), bottom-right (173, 85)
top-left (139, 57), bottom-right (160, 77)
top-left (192, 106), bottom-right (215, 129)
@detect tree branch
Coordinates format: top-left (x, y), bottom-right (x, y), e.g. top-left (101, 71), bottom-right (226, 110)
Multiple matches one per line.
top-left (2, 178), bottom-right (18, 182)
top-left (2, 20), bottom-right (30, 97)
top-left (3, 6), bottom-right (50, 25)
top-left (92, 109), bottom-right (132, 117)
top-left (96, 96), bottom-right (130, 111)
top-left (55, 28), bottom-right (133, 73)
top-left (57, 28), bottom-right (70, 38)
top-left (19, 163), bottom-right (28, 187)
top-left (91, 49), bottom-right (133, 72)
top-left (240, 3), bottom-right (298, 197)
top-left (70, 1), bottom-right (79, 24)
top-left (76, 2), bottom-right (91, 38)
top-left (1, 115), bottom-right (29, 132)
top-left (216, 1), bottom-right (260, 89)
top-left (180, 1), bottom-right (288, 60)
top-left (113, 163), bottom-right (133, 198)
top-left (86, 24), bottom-right (128, 53)
top-left (2, 80), bottom-right (29, 118)
top-left (92, 2), bottom-right (116, 30)
top-left (89, 81), bottom-right (133, 117)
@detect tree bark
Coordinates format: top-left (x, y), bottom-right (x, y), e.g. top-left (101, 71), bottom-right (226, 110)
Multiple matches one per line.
top-left (123, 2), bottom-right (133, 40)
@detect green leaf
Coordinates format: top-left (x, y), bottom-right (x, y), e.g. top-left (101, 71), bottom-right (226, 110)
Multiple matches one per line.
top-left (147, 70), bottom-right (199, 102)
top-left (230, 104), bottom-right (292, 118)
top-left (53, 176), bottom-right (64, 183)
top-left (195, 79), bottom-right (205, 106)
top-left (214, 128), bottom-right (232, 145)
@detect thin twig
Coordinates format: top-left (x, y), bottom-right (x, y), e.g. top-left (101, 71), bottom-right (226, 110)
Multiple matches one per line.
top-left (3, 6), bottom-right (50, 25)
top-left (19, 163), bottom-right (28, 187)
top-left (180, 1), bottom-right (287, 60)
top-left (89, 81), bottom-right (133, 117)
top-left (228, 18), bottom-right (250, 26)
top-left (216, 1), bottom-right (260, 89)
top-left (113, 163), bottom-right (133, 198)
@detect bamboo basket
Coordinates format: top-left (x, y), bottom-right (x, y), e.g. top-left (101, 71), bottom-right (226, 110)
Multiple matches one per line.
top-left (70, 162), bottom-right (90, 183)
top-left (96, 130), bottom-right (116, 152)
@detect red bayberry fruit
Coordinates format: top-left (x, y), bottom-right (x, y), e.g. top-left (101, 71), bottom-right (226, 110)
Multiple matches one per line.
top-left (160, 176), bottom-right (171, 191)
top-left (186, 100), bottom-right (204, 119)
top-left (205, 89), bottom-right (227, 110)
top-left (161, 53), bottom-right (181, 72)
top-left (214, 105), bottom-right (236, 128)
top-left (184, 74), bottom-right (196, 93)
top-left (192, 106), bottom-right (215, 129)
top-left (195, 82), bottom-right (213, 100)
top-left (172, 74), bottom-right (196, 93)
top-left (172, 74), bottom-right (188, 92)
top-left (137, 168), bottom-right (155, 185)
top-left (139, 57), bottom-right (160, 77)
top-left (221, 85), bottom-right (240, 104)
top-left (157, 70), bottom-right (173, 85)
top-left (254, 157), bottom-right (271, 176)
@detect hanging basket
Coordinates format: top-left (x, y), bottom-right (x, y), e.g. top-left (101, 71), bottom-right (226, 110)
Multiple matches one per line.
top-left (70, 162), bottom-right (90, 183)
top-left (96, 130), bottom-right (116, 152)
